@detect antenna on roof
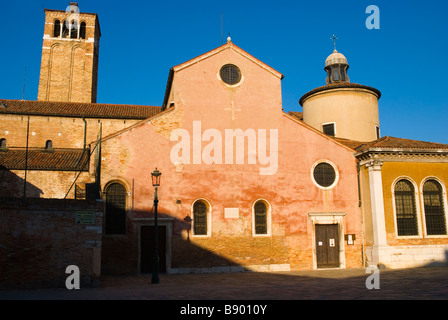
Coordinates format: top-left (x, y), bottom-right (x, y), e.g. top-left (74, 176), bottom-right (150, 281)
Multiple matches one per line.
top-left (22, 65), bottom-right (27, 101)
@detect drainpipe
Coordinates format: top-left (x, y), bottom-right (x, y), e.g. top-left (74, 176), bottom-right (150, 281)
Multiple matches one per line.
top-left (23, 116), bottom-right (30, 198)
top-left (82, 116), bottom-right (87, 150)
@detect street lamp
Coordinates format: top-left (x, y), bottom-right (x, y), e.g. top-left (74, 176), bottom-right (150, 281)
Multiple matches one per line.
top-left (151, 168), bottom-right (162, 284)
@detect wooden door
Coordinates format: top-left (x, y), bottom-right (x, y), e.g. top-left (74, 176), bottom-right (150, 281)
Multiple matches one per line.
top-left (315, 224), bottom-right (340, 268)
top-left (140, 226), bottom-right (167, 274)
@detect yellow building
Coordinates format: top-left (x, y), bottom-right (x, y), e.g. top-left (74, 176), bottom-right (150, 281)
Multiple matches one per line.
top-left (355, 137), bottom-right (448, 268)
top-left (300, 49), bottom-right (448, 268)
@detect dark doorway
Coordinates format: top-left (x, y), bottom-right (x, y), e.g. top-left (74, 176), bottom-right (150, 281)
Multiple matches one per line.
top-left (140, 226), bottom-right (167, 274)
top-left (315, 224), bottom-right (340, 268)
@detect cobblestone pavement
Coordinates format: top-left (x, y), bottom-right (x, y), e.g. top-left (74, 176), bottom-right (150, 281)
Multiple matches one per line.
top-left (1, 267), bottom-right (447, 300)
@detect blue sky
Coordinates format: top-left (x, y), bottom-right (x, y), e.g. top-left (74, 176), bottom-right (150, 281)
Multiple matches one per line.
top-left (1, 0), bottom-right (447, 143)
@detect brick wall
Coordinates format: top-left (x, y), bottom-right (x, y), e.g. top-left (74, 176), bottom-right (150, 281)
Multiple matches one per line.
top-left (0, 169), bottom-right (91, 199)
top-left (38, 10), bottom-right (100, 103)
top-left (0, 197), bottom-right (104, 289)
top-left (0, 114), bottom-right (142, 149)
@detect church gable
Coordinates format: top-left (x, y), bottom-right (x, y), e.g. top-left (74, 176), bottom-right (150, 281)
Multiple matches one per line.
top-left (163, 39), bottom-right (284, 123)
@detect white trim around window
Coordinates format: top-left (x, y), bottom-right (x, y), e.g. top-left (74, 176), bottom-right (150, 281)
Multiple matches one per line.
top-left (252, 198), bottom-right (272, 237)
top-left (419, 177), bottom-right (448, 238)
top-left (191, 198), bottom-right (212, 238)
top-left (391, 176), bottom-right (423, 239)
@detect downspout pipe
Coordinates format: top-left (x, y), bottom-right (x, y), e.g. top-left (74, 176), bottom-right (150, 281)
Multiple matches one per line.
top-left (82, 116), bottom-right (87, 150)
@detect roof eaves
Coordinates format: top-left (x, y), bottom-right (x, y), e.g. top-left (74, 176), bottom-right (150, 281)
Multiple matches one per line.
top-left (282, 112), bottom-right (356, 152)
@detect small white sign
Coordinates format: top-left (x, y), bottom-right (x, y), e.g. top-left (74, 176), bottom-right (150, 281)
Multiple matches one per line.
top-left (224, 208), bottom-right (239, 219)
top-left (318, 241), bottom-right (323, 246)
top-left (329, 239), bottom-right (335, 247)
top-left (347, 234), bottom-right (353, 245)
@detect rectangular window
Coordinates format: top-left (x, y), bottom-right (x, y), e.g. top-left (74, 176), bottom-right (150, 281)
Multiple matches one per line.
top-left (323, 123), bottom-right (335, 137)
top-left (340, 66), bottom-right (346, 81)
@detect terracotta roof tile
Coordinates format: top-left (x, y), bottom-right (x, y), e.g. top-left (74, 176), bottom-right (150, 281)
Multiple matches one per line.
top-left (299, 83), bottom-right (381, 106)
top-left (0, 99), bottom-right (161, 119)
top-left (0, 148), bottom-right (89, 171)
top-left (333, 136), bottom-right (448, 152)
top-left (288, 111), bottom-right (303, 121)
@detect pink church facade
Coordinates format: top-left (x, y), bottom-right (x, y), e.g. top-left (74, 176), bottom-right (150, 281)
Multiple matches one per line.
top-left (97, 40), bottom-right (363, 274)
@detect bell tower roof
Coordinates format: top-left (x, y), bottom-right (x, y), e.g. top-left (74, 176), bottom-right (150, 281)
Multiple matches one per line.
top-left (324, 48), bottom-right (350, 85)
top-left (325, 49), bottom-right (348, 67)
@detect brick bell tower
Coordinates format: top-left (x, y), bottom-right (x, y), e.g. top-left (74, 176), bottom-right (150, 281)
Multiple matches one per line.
top-left (37, 2), bottom-right (101, 103)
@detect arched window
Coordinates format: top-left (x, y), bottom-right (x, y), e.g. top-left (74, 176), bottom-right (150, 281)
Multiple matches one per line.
top-left (394, 179), bottom-right (418, 236)
top-left (0, 138), bottom-right (6, 149)
top-left (105, 183), bottom-right (127, 235)
top-left (70, 20), bottom-right (78, 39)
top-left (54, 20), bottom-right (61, 37)
top-left (193, 200), bottom-right (208, 236)
top-left (62, 20), bottom-right (69, 38)
top-left (45, 140), bottom-right (53, 149)
top-left (423, 180), bottom-right (447, 235)
top-left (79, 22), bottom-right (86, 39)
top-left (254, 201), bottom-right (268, 235)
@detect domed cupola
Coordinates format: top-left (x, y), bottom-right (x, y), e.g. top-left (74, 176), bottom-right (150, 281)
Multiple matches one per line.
top-left (299, 36), bottom-right (382, 142)
top-left (324, 49), bottom-right (350, 84)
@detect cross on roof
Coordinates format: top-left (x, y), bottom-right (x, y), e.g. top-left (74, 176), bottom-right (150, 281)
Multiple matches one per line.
top-left (330, 35), bottom-right (338, 50)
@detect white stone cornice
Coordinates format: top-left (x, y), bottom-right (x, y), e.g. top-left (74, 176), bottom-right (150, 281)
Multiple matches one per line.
top-left (365, 159), bottom-right (383, 171)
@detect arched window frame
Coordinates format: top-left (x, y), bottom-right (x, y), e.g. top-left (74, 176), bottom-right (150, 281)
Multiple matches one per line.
top-left (391, 177), bottom-right (422, 238)
top-left (53, 19), bottom-right (61, 38)
top-left (70, 19), bottom-right (79, 39)
top-left (45, 140), bottom-right (53, 149)
top-left (79, 22), bottom-right (87, 40)
top-left (103, 180), bottom-right (129, 236)
top-left (420, 177), bottom-right (448, 238)
top-left (252, 199), bottom-right (272, 237)
top-left (61, 20), bottom-right (69, 38)
top-left (0, 138), bottom-right (6, 149)
top-left (191, 199), bottom-right (212, 237)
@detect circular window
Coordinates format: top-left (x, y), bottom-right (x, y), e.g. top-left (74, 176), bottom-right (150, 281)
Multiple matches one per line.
top-left (313, 162), bottom-right (337, 188)
top-left (220, 64), bottom-right (241, 85)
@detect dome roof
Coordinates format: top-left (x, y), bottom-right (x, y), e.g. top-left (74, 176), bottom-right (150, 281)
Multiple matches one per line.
top-left (325, 49), bottom-right (348, 67)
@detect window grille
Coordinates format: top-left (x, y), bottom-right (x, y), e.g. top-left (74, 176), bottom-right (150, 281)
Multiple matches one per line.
top-left (193, 201), bottom-right (207, 235)
top-left (254, 201), bottom-right (267, 234)
top-left (423, 180), bottom-right (447, 235)
top-left (323, 123), bottom-right (335, 136)
top-left (394, 180), bottom-right (418, 236)
top-left (313, 162), bottom-right (336, 188)
top-left (220, 64), bottom-right (241, 85)
top-left (105, 183), bottom-right (126, 235)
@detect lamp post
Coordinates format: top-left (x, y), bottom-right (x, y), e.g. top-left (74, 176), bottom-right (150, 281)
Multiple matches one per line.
top-left (151, 168), bottom-right (162, 284)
